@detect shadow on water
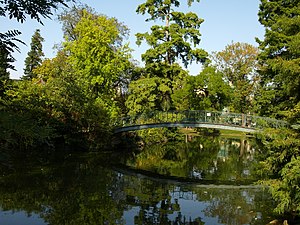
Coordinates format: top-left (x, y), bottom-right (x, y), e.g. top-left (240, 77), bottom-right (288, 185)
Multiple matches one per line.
top-left (0, 133), bottom-right (296, 225)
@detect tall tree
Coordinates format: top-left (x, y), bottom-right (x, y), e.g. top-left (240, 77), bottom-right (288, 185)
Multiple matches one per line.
top-left (211, 42), bottom-right (259, 113)
top-left (136, 0), bottom-right (207, 68)
top-left (256, 0), bottom-right (300, 120)
top-left (255, 0), bottom-right (300, 218)
top-left (23, 29), bottom-right (44, 80)
top-left (63, 9), bottom-right (133, 119)
top-left (126, 0), bottom-right (207, 114)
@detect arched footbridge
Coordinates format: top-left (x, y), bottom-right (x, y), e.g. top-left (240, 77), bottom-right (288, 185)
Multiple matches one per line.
top-left (113, 110), bottom-right (289, 134)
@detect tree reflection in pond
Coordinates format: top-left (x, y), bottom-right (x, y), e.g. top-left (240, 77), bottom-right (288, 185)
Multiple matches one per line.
top-left (125, 135), bottom-right (259, 184)
top-left (121, 172), bottom-right (275, 225)
top-left (0, 136), bottom-right (277, 225)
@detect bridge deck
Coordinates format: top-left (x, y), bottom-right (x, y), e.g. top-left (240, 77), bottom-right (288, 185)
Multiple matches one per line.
top-left (113, 110), bottom-right (289, 134)
top-left (114, 122), bottom-right (256, 133)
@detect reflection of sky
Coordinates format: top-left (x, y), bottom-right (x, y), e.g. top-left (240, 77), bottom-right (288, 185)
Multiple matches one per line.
top-left (169, 198), bottom-right (220, 224)
top-left (123, 206), bottom-right (140, 225)
top-left (0, 210), bottom-right (46, 225)
top-left (122, 191), bottom-right (221, 225)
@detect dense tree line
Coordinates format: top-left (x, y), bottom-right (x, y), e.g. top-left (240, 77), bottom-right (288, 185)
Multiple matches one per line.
top-left (1, 4), bottom-right (135, 150)
top-left (0, 0), bottom-right (299, 221)
top-left (254, 0), bottom-right (300, 218)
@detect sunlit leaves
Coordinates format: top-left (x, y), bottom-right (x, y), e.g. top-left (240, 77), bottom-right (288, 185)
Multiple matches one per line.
top-left (136, 1), bottom-right (207, 66)
top-left (211, 42), bottom-right (259, 113)
top-left (129, 0), bottom-right (207, 114)
top-left (188, 66), bottom-right (232, 111)
top-left (63, 8), bottom-right (133, 119)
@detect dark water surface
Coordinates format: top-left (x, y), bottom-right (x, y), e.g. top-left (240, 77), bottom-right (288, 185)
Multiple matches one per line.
top-left (0, 135), bottom-right (278, 225)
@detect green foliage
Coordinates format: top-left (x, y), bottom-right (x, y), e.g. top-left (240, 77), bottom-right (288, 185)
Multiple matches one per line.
top-left (0, 0), bottom-right (69, 23)
top-left (126, 77), bottom-right (161, 115)
top-left (127, 0), bottom-right (208, 115)
top-left (0, 49), bottom-right (11, 82)
top-left (189, 66), bottom-right (232, 111)
top-left (0, 110), bottom-right (55, 150)
top-left (136, 0), bottom-right (207, 66)
top-left (1, 6), bottom-right (134, 150)
top-left (5, 67), bottom-right (112, 149)
top-left (0, 30), bottom-right (24, 77)
top-left (63, 9), bottom-right (132, 110)
top-left (211, 42), bottom-right (259, 113)
top-left (255, 2), bottom-right (300, 216)
top-left (171, 72), bottom-right (191, 110)
top-left (23, 29), bottom-right (45, 80)
top-left (58, 4), bottom-right (97, 41)
top-left (0, 47), bottom-right (12, 96)
top-left (256, 128), bottom-right (300, 214)
top-left (256, 0), bottom-right (300, 116)
top-left (0, 0), bottom-right (69, 73)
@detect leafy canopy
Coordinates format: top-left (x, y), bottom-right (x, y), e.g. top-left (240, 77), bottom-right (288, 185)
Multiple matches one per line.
top-left (126, 0), bottom-right (207, 114)
top-left (256, 0), bottom-right (300, 117)
top-left (212, 42), bottom-right (259, 113)
top-left (136, 0), bottom-right (207, 67)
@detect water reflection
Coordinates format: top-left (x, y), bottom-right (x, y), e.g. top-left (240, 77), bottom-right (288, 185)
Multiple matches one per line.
top-left (0, 136), bottom-right (277, 225)
top-left (125, 135), bottom-right (259, 184)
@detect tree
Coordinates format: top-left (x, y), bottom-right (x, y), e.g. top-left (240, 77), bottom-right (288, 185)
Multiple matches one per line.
top-left (189, 66), bottom-right (232, 111)
top-left (3, 6), bottom-right (134, 150)
top-left (126, 0), bottom-right (207, 114)
top-left (0, 30), bottom-right (24, 94)
top-left (63, 8), bottom-right (133, 119)
top-left (0, 49), bottom-right (11, 81)
top-left (256, 128), bottom-right (300, 216)
top-left (254, 0), bottom-right (300, 219)
top-left (136, 0), bottom-right (207, 67)
top-left (211, 42), bottom-right (259, 113)
top-left (0, 0), bottom-right (69, 74)
top-left (256, 0), bottom-right (300, 119)
top-left (0, 0), bottom-right (69, 23)
top-left (0, 42), bottom-right (14, 96)
top-left (58, 4), bottom-right (97, 42)
top-left (23, 29), bottom-right (44, 80)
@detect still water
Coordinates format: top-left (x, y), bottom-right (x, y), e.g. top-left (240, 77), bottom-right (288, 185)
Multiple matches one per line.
top-left (0, 134), bottom-right (277, 225)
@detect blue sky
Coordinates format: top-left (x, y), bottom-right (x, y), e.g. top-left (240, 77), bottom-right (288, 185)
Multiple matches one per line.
top-left (1, 0), bottom-right (265, 79)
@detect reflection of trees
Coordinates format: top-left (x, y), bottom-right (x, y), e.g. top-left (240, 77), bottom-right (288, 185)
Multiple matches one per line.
top-left (122, 174), bottom-right (206, 225)
top-left (0, 154), bottom-right (127, 225)
top-left (192, 187), bottom-right (275, 225)
top-left (121, 172), bottom-right (275, 225)
top-left (126, 135), bottom-right (259, 184)
top-left (0, 151), bottom-right (277, 225)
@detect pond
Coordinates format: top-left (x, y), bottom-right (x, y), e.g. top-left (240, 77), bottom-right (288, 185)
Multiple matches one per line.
top-left (0, 133), bottom-right (278, 225)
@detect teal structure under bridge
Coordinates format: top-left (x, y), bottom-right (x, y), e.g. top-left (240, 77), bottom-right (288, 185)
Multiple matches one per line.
top-left (113, 110), bottom-right (289, 134)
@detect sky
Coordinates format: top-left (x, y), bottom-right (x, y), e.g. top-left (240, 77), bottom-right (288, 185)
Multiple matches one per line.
top-left (0, 0), bottom-right (265, 79)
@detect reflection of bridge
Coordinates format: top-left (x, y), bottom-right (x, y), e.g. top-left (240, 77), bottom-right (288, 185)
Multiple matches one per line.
top-left (114, 110), bottom-right (289, 134)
